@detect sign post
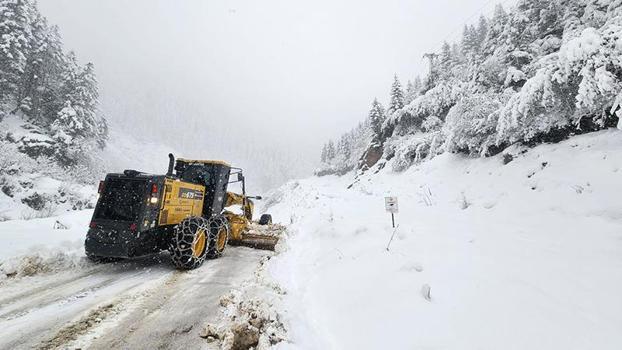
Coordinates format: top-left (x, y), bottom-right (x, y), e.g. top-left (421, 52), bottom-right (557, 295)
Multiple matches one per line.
top-left (385, 196), bottom-right (398, 228)
top-left (385, 196), bottom-right (399, 251)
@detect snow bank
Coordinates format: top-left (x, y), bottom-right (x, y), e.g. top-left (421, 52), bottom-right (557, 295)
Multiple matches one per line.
top-left (0, 244), bottom-right (88, 281)
top-left (0, 210), bottom-right (92, 280)
top-left (264, 130), bottom-right (622, 349)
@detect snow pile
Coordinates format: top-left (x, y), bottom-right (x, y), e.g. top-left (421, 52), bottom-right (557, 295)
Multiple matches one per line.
top-left (0, 244), bottom-right (88, 281)
top-left (201, 256), bottom-right (288, 349)
top-left (0, 209), bottom-right (92, 281)
top-left (264, 130), bottom-right (622, 349)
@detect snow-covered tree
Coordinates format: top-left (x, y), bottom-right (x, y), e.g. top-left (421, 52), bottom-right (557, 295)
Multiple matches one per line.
top-left (368, 98), bottom-right (385, 139)
top-left (443, 93), bottom-right (506, 155)
top-left (317, 120), bottom-right (372, 176)
top-left (325, 140), bottom-right (336, 161)
top-left (0, 0), bottom-right (35, 102)
top-left (483, 5), bottom-right (508, 57)
top-left (320, 143), bottom-right (328, 163)
top-left (0, 0), bottom-right (107, 168)
top-left (461, 25), bottom-right (478, 60)
top-left (322, 0), bottom-right (622, 173)
top-left (476, 16), bottom-right (488, 48)
top-left (388, 75), bottom-right (405, 115)
top-left (58, 55), bottom-right (105, 146)
top-left (439, 42), bottom-right (453, 78)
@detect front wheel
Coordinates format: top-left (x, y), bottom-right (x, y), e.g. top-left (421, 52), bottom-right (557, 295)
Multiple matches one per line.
top-left (258, 214), bottom-right (272, 225)
top-left (169, 216), bottom-right (210, 269)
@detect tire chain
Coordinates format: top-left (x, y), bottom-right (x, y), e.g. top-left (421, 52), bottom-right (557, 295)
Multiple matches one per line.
top-left (170, 216), bottom-right (210, 269)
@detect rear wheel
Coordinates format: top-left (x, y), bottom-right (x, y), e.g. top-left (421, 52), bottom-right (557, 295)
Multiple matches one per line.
top-left (258, 214), bottom-right (272, 225)
top-left (206, 216), bottom-right (229, 259)
top-left (169, 216), bottom-right (209, 269)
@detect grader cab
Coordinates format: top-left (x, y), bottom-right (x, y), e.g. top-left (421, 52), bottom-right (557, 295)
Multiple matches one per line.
top-left (85, 154), bottom-right (280, 269)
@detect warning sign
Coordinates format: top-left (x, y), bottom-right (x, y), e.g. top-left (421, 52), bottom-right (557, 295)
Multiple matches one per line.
top-left (385, 196), bottom-right (398, 213)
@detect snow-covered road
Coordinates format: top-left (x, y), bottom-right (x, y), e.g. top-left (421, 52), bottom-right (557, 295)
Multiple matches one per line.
top-left (0, 246), bottom-right (268, 349)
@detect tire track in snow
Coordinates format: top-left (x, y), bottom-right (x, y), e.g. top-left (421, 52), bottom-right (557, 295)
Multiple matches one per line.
top-left (0, 271), bottom-right (144, 321)
top-left (0, 266), bottom-right (104, 308)
top-left (0, 261), bottom-right (172, 349)
top-left (39, 273), bottom-right (178, 350)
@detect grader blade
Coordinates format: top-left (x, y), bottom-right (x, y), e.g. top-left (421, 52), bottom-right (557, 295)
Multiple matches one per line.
top-left (228, 223), bottom-right (285, 251)
top-left (229, 233), bottom-right (279, 251)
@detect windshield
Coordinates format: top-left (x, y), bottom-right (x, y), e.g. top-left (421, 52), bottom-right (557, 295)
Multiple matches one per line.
top-left (94, 178), bottom-right (146, 222)
top-left (181, 164), bottom-right (214, 186)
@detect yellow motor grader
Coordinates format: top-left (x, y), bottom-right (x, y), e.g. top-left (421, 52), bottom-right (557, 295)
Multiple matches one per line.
top-left (85, 154), bottom-right (280, 269)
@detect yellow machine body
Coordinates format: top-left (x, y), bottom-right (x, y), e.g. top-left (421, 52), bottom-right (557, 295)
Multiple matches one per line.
top-left (224, 191), bottom-right (254, 240)
top-left (86, 154), bottom-right (279, 267)
top-left (158, 178), bottom-right (205, 226)
top-left (224, 212), bottom-right (249, 241)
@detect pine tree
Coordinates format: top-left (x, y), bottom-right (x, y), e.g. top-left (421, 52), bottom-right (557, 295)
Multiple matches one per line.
top-left (461, 25), bottom-right (478, 59)
top-left (483, 4), bottom-right (509, 56)
top-left (320, 143), bottom-right (327, 163)
top-left (369, 98), bottom-right (385, 139)
top-left (388, 75), bottom-right (404, 114)
top-left (18, 4), bottom-right (47, 116)
top-left (325, 140), bottom-right (336, 161)
top-left (37, 24), bottom-right (65, 123)
top-left (504, 0), bottom-right (550, 54)
top-left (341, 133), bottom-right (352, 160)
top-left (59, 55), bottom-right (100, 139)
top-left (439, 42), bottom-right (453, 77)
top-left (0, 0), bottom-right (35, 103)
top-left (476, 16), bottom-right (488, 53)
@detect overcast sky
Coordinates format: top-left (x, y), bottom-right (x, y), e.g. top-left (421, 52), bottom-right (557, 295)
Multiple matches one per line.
top-left (38, 0), bottom-right (514, 186)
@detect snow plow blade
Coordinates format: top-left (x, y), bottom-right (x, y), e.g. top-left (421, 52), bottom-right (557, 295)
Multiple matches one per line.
top-left (229, 233), bottom-right (279, 251)
top-left (228, 223), bottom-right (285, 251)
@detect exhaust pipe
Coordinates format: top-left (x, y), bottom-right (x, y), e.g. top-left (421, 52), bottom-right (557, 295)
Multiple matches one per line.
top-left (167, 153), bottom-right (175, 176)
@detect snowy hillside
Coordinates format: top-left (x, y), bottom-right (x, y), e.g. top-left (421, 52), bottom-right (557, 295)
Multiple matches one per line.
top-left (264, 129), bottom-right (622, 349)
top-left (0, 116), bottom-right (178, 221)
top-left (0, 0), bottom-right (112, 221)
top-left (320, 0), bottom-right (622, 176)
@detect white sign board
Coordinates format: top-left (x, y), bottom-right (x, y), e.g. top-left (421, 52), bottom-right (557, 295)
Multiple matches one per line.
top-left (385, 196), bottom-right (399, 213)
